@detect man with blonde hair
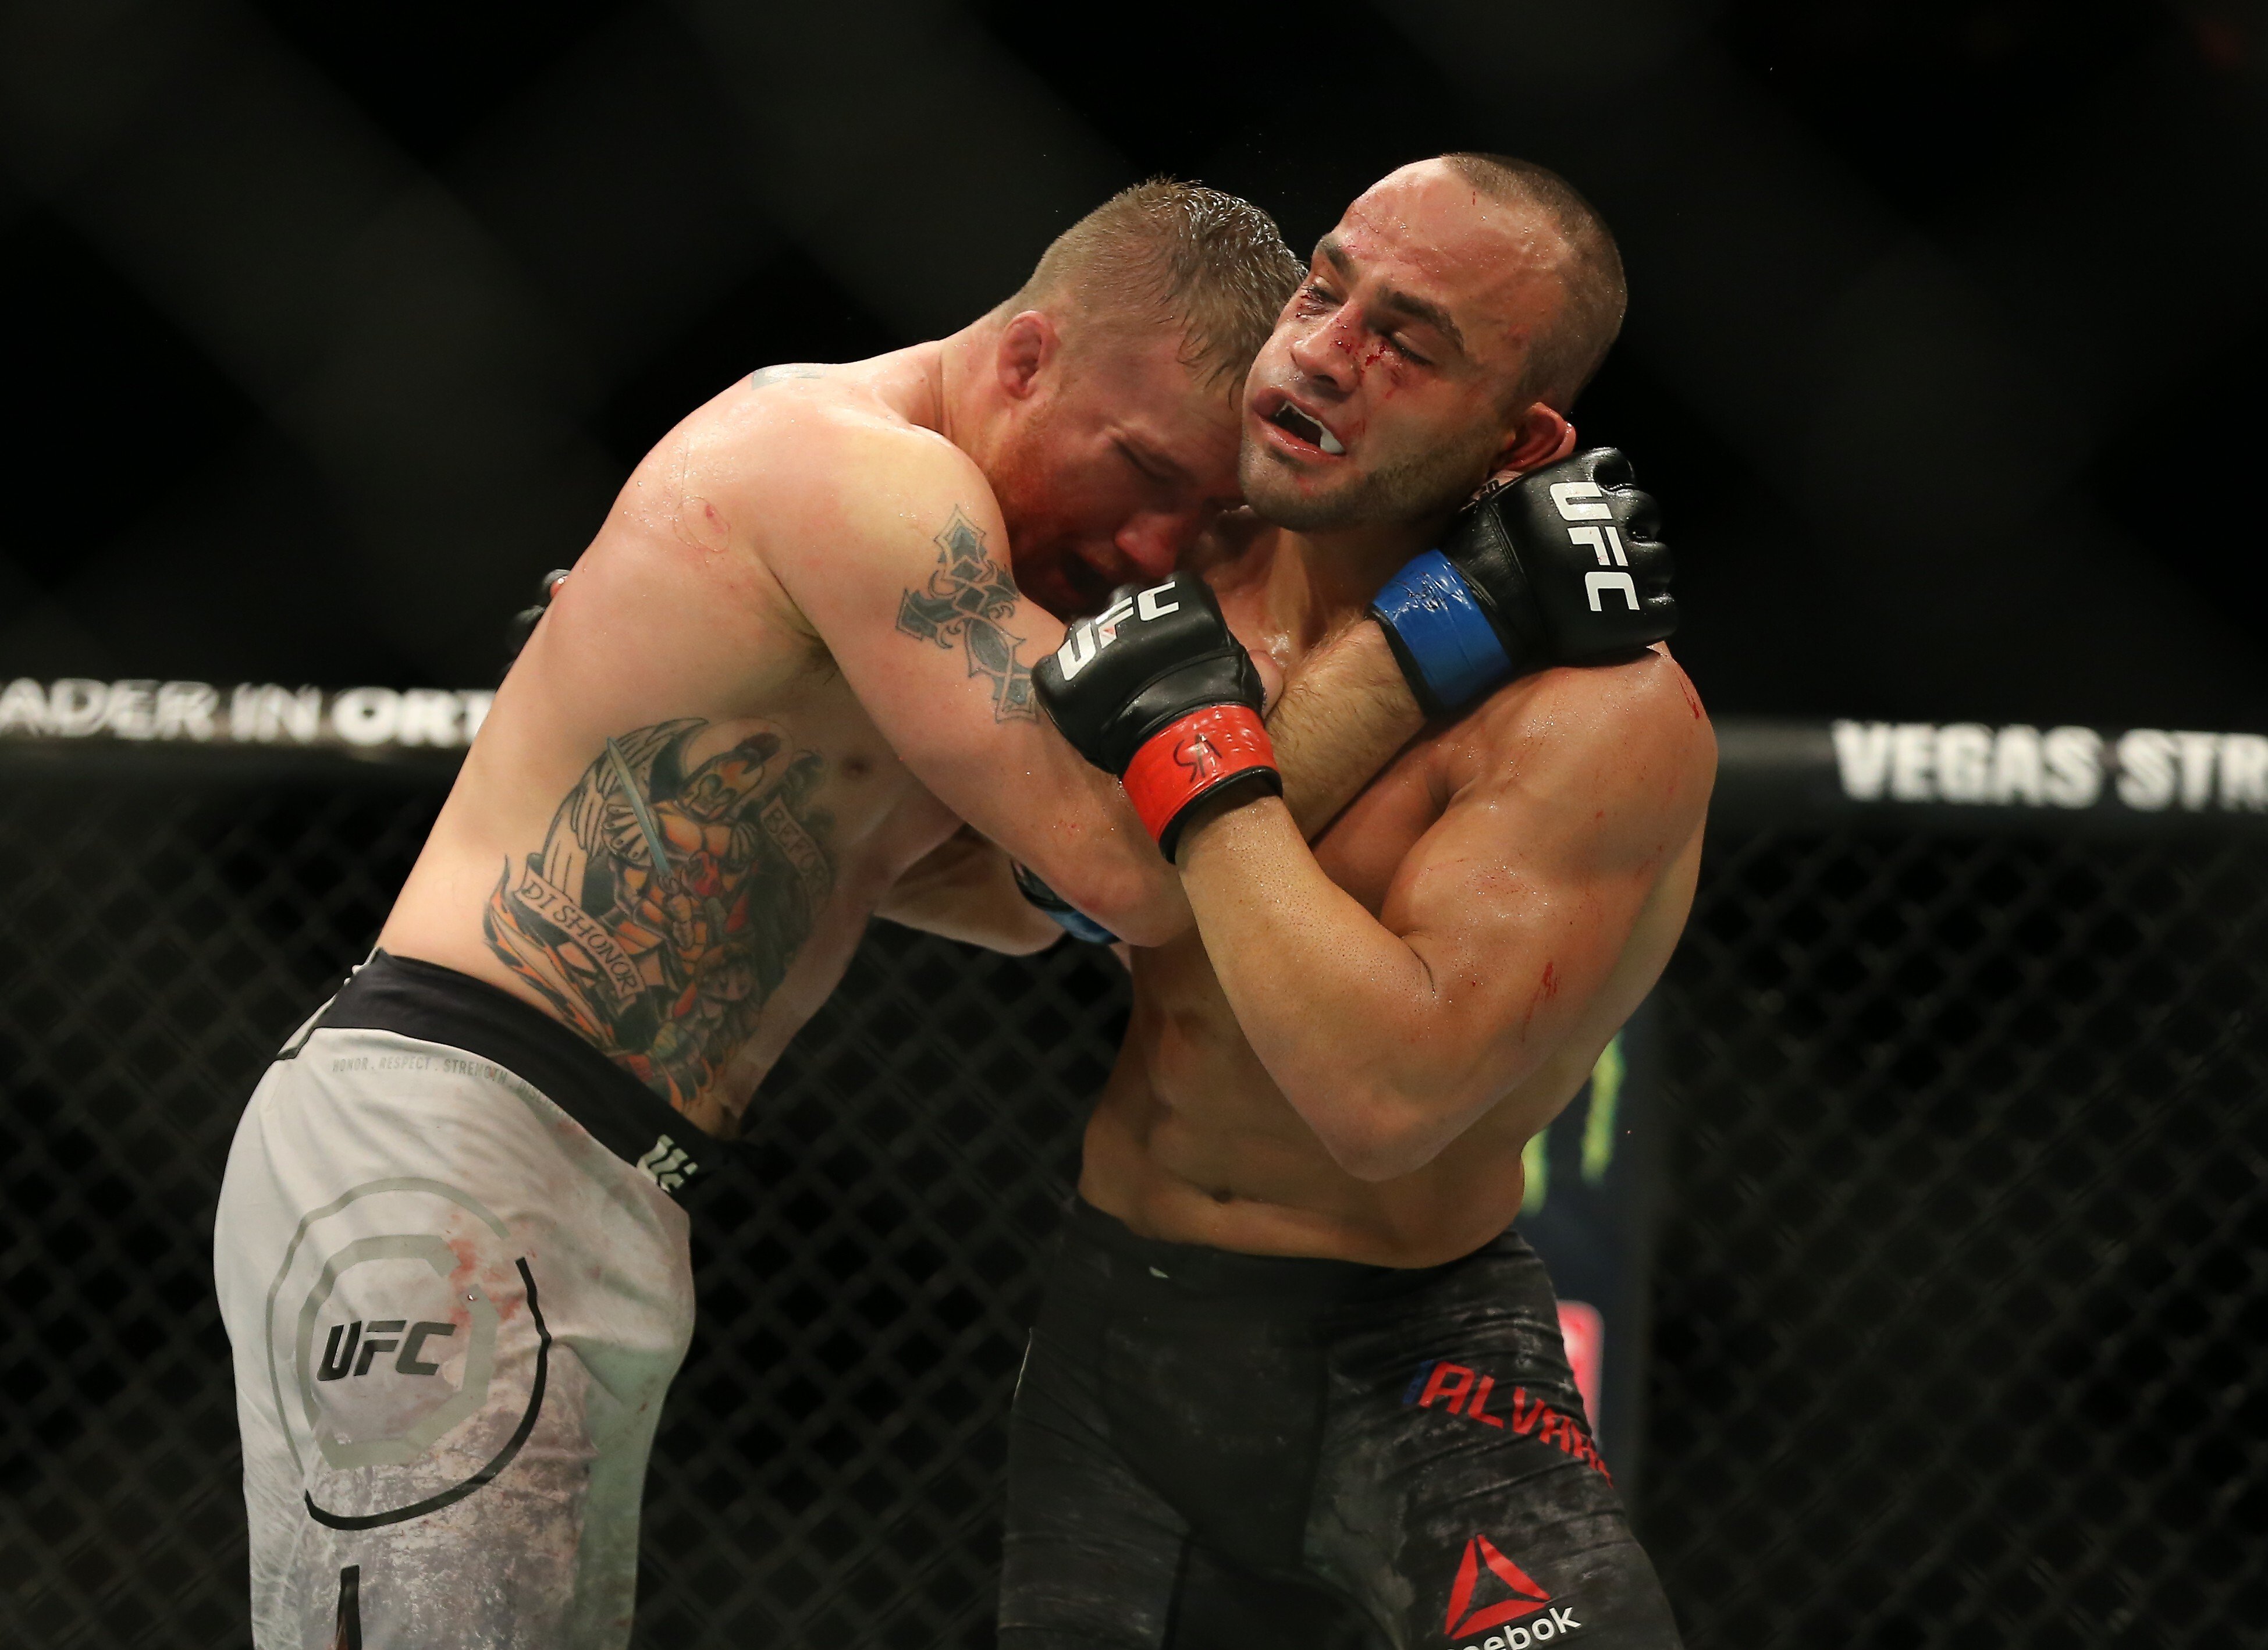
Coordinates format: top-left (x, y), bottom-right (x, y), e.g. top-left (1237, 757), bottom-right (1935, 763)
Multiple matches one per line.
top-left (213, 180), bottom-right (1364, 1650)
top-left (214, 161), bottom-right (1677, 1647)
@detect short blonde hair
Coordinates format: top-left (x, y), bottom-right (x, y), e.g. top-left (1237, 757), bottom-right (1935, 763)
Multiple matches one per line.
top-left (1011, 179), bottom-right (1302, 390)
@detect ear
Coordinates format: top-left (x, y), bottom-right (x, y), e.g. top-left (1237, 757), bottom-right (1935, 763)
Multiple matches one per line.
top-left (996, 310), bottom-right (1061, 401)
top-left (1480, 403), bottom-right (1577, 488)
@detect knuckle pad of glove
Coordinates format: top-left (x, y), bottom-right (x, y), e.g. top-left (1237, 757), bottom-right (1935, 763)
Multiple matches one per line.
top-left (1510, 450), bottom-right (1677, 658)
top-left (1034, 574), bottom-right (1260, 773)
top-left (1584, 447), bottom-right (1634, 490)
top-left (1612, 484), bottom-right (1663, 545)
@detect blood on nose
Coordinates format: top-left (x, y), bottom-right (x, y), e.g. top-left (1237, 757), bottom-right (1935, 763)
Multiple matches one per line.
top-left (1288, 321), bottom-right (1353, 386)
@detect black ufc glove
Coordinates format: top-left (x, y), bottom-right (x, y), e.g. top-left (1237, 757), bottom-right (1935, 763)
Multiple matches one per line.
top-left (1034, 572), bottom-right (1280, 860)
top-left (1368, 449), bottom-right (1676, 718)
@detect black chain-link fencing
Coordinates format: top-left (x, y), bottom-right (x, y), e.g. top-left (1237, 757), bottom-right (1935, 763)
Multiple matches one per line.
top-left (2, 726), bottom-right (2263, 1647)
top-left (1648, 787), bottom-right (2268, 1644)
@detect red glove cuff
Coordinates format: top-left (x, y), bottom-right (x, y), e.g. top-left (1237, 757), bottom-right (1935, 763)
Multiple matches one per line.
top-left (1121, 705), bottom-right (1278, 858)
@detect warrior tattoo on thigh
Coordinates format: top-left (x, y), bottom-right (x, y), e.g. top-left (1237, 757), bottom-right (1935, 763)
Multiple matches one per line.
top-left (484, 718), bottom-right (834, 1112)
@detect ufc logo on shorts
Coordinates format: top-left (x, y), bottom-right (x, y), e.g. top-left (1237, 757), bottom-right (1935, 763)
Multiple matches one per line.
top-left (1050, 582), bottom-right (1181, 681)
top-left (1550, 482), bottom-right (1639, 614)
top-left (315, 1318), bottom-right (457, 1381)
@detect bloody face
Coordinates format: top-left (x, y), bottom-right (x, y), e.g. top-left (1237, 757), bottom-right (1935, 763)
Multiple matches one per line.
top-left (989, 327), bottom-right (1246, 619)
top-left (1239, 163), bottom-right (1566, 534)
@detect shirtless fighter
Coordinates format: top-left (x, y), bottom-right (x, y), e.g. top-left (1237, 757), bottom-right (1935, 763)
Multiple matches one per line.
top-left (209, 176), bottom-right (1662, 1648)
top-left (208, 182), bottom-right (1316, 1650)
top-left (1003, 157), bottom-right (1715, 1647)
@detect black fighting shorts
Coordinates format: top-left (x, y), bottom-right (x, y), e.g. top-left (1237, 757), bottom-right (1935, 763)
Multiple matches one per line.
top-left (1000, 1199), bottom-right (1682, 1650)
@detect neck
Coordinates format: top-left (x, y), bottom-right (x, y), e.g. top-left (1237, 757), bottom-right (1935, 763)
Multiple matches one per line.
top-left (850, 312), bottom-right (1001, 453)
top-left (1261, 514), bottom-right (1449, 646)
top-left (932, 311), bottom-right (1008, 456)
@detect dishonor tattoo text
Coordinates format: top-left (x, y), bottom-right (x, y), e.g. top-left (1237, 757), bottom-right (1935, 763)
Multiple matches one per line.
top-left (483, 717), bottom-right (835, 1114)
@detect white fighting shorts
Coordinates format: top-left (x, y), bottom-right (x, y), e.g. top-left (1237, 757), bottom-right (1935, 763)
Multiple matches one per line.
top-left (214, 952), bottom-right (715, 1649)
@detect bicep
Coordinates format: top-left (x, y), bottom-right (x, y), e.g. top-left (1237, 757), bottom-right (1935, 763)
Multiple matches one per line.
top-left (1382, 776), bottom-right (1683, 1083)
top-left (775, 478), bottom-right (1057, 753)
top-left (765, 452), bottom-right (1167, 923)
top-left (1389, 663), bottom-right (1714, 1061)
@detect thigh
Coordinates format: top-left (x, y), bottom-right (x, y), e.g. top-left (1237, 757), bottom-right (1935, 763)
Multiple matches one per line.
top-left (1308, 1243), bottom-right (1682, 1650)
top-left (1000, 1262), bottom-right (1192, 1650)
top-left (216, 1053), bottom-right (691, 1650)
top-left (1002, 1253), bottom-right (1380, 1650)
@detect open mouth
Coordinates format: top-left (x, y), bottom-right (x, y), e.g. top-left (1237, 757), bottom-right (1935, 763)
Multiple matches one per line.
top-left (1262, 397), bottom-right (1346, 457)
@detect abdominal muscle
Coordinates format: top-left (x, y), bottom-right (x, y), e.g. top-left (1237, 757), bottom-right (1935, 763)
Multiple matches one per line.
top-left (1080, 795), bottom-right (1700, 1271)
top-left (1079, 942), bottom-right (1552, 1269)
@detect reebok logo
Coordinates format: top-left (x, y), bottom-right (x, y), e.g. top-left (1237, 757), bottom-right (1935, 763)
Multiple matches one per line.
top-left (315, 1320), bottom-right (457, 1381)
top-left (1445, 1535), bottom-right (1580, 1647)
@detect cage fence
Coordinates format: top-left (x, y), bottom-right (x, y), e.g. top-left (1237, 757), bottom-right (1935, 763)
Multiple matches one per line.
top-left (0, 719), bottom-right (2262, 1648)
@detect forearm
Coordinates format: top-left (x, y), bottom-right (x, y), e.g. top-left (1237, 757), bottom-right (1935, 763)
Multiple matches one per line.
top-left (1176, 796), bottom-right (1476, 1178)
top-left (874, 829), bottom-right (1064, 954)
top-left (1010, 770), bottom-right (1192, 946)
top-left (1268, 620), bottom-right (1426, 841)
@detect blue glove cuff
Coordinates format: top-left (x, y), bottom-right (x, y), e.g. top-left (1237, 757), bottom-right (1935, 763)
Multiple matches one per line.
top-left (1047, 906), bottom-right (1121, 946)
top-left (1368, 550), bottom-right (1510, 716)
top-left (1012, 863), bottom-right (1121, 945)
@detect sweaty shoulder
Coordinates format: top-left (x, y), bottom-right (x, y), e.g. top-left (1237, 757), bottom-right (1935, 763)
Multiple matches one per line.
top-left (1446, 646), bottom-right (1716, 854)
top-left (599, 361), bottom-right (994, 592)
top-left (669, 376), bottom-right (995, 575)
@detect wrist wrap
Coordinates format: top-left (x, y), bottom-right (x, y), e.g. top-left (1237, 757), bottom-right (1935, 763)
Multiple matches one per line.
top-left (1011, 862), bottom-right (1119, 946)
top-left (1368, 549), bottom-right (1512, 717)
top-left (1119, 704), bottom-right (1280, 861)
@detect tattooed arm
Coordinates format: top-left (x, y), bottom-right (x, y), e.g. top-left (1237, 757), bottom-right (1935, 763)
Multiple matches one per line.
top-left (762, 422), bottom-right (1191, 946)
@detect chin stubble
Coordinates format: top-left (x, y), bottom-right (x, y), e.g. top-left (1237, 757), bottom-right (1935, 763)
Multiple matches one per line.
top-left (1239, 432), bottom-right (1492, 534)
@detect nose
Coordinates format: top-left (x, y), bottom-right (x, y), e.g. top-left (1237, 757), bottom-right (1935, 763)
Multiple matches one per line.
top-left (1114, 510), bottom-right (1195, 580)
top-left (1286, 307), bottom-right (1360, 393)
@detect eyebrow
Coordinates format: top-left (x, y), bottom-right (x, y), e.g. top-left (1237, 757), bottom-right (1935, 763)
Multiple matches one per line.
top-left (1315, 234), bottom-right (1467, 354)
top-left (1119, 436), bottom-right (1189, 483)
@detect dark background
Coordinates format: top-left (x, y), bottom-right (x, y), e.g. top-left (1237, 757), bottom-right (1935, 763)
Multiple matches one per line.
top-left (3, 0), bottom-right (2265, 728)
top-left (6, 8), bottom-right (2268, 1646)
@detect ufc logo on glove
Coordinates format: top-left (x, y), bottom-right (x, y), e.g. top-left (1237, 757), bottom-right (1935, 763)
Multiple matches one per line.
top-left (1051, 581), bottom-right (1183, 682)
top-left (1550, 480), bottom-right (1640, 614)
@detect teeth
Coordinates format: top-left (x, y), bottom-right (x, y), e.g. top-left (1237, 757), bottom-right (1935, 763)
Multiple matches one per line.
top-left (1272, 402), bottom-right (1343, 455)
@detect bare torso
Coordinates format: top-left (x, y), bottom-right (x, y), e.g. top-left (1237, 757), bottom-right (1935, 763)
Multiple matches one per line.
top-left (1082, 554), bottom-right (1706, 1268)
top-left (381, 357), bottom-right (1000, 1137)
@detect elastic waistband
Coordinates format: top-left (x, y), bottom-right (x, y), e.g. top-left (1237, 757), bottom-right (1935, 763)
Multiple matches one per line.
top-left (300, 950), bottom-right (721, 1199)
top-left (1060, 1197), bottom-right (1516, 1306)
